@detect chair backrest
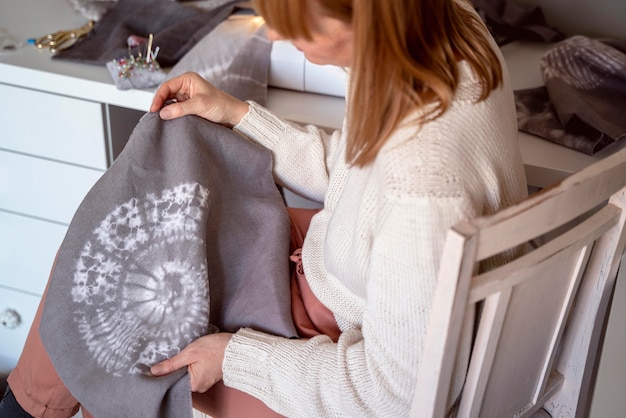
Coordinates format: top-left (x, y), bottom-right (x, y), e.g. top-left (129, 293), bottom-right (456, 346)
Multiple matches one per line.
top-left (412, 147), bottom-right (626, 418)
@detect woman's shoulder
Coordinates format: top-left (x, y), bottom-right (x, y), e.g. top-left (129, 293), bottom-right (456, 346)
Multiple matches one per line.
top-left (380, 91), bottom-right (512, 163)
top-left (374, 96), bottom-right (518, 197)
top-left (372, 124), bottom-right (473, 199)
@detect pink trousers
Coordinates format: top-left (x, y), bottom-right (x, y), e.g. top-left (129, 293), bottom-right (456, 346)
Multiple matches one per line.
top-left (8, 207), bottom-right (339, 418)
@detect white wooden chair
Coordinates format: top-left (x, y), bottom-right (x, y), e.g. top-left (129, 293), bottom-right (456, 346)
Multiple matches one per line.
top-left (412, 147), bottom-right (626, 418)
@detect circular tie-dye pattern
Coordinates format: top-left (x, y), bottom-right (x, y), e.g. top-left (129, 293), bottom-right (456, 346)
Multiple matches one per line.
top-left (71, 183), bottom-right (211, 377)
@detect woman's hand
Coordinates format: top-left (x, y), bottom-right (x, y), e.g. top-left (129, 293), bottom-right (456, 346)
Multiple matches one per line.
top-left (150, 72), bottom-right (249, 128)
top-left (150, 332), bottom-right (234, 393)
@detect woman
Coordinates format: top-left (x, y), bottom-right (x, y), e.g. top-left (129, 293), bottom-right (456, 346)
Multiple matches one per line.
top-left (148, 0), bottom-right (527, 415)
top-left (1, 0), bottom-right (527, 416)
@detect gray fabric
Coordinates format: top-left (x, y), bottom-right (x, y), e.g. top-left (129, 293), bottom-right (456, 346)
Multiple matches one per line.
top-left (515, 36), bottom-right (626, 155)
top-left (66, 0), bottom-right (240, 22)
top-left (470, 0), bottom-right (564, 45)
top-left (39, 113), bottom-right (296, 418)
top-left (54, 0), bottom-right (240, 67)
top-left (167, 16), bottom-right (271, 105)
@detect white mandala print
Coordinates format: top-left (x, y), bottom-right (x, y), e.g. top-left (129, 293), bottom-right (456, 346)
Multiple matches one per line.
top-left (72, 183), bottom-right (211, 377)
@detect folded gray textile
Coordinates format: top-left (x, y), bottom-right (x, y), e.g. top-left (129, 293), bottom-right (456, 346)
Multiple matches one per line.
top-left (471, 0), bottom-right (564, 45)
top-left (515, 36), bottom-right (626, 155)
top-left (54, 0), bottom-right (240, 67)
top-left (40, 113), bottom-right (296, 418)
top-left (66, 0), bottom-right (240, 22)
top-left (167, 16), bottom-right (271, 104)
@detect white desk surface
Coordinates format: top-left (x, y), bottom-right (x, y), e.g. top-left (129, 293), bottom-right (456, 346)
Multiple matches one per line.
top-left (1, 0), bottom-right (624, 188)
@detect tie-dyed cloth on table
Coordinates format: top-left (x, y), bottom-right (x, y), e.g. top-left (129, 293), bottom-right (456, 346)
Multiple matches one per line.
top-left (54, 0), bottom-right (240, 68)
top-left (166, 15), bottom-right (271, 105)
top-left (515, 36), bottom-right (626, 155)
top-left (66, 0), bottom-right (240, 22)
top-left (471, 0), bottom-right (564, 45)
top-left (40, 113), bottom-right (297, 418)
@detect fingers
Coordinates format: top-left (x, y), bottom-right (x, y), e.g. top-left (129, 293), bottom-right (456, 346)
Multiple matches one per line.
top-left (149, 333), bottom-right (233, 394)
top-left (157, 101), bottom-right (185, 120)
top-left (150, 74), bottom-right (207, 121)
top-left (149, 72), bottom-right (248, 126)
top-left (149, 90), bottom-right (167, 113)
top-left (150, 351), bottom-right (189, 376)
top-left (150, 81), bottom-right (178, 113)
top-left (149, 73), bottom-right (194, 114)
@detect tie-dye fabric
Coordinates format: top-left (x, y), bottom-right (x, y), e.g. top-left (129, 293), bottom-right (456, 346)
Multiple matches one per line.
top-left (54, 0), bottom-right (240, 67)
top-left (40, 113), bottom-right (296, 417)
top-left (515, 36), bottom-right (626, 155)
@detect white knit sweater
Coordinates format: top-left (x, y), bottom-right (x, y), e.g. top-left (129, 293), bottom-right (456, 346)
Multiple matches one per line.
top-left (227, 59), bottom-right (528, 416)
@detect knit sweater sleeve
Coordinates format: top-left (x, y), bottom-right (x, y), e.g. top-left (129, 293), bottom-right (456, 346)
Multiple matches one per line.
top-left (234, 101), bottom-right (344, 203)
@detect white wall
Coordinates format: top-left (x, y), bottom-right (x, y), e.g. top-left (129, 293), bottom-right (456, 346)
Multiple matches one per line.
top-left (513, 0), bottom-right (626, 39)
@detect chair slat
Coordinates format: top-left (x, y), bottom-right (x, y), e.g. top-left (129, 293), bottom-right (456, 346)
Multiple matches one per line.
top-left (413, 149), bottom-right (626, 418)
top-left (468, 204), bottom-right (620, 304)
top-left (472, 148), bottom-right (626, 260)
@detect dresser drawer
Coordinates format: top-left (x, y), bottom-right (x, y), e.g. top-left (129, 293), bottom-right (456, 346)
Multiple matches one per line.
top-left (0, 287), bottom-right (41, 371)
top-left (0, 83), bottom-right (107, 170)
top-left (0, 151), bottom-right (103, 224)
top-left (0, 211), bottom-right (67, 295)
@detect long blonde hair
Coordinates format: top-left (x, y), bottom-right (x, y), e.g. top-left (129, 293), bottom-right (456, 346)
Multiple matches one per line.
top-left (252, 0), bottom-right (503, 167)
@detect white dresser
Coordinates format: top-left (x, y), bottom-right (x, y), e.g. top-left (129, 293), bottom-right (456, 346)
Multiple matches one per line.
top-left (0, 0), bottom-right (149, 372)
top-left (0, 75), bottom-right (157, 371)
top-left (0, 83), bottom-right (109, 372)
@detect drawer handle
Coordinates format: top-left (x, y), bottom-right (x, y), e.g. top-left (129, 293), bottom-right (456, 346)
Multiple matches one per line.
top-left (0, 308), bottom-right (22, 329)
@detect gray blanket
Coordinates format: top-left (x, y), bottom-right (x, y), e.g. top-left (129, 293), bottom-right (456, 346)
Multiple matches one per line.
top-left (54, 0), bottom-right (240, 67)
top-left (65, 0), bottom-right (239, 22)
top-left (470, 0), bottom-right (564, 45)
top-left (515, 36), bottom-right (626, 155)
top-left (39, 113), bottom-right (296, 418)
